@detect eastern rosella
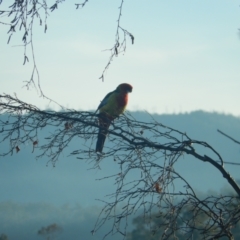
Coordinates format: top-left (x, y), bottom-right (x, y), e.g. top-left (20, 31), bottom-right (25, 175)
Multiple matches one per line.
top-left (95, 83), bottom-right (133, 153)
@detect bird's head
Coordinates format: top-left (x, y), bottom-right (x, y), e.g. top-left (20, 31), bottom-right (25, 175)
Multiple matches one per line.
top-left (117, 83), bottom-right (133, 93)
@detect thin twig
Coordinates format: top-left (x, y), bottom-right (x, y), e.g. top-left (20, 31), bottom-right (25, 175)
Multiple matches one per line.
top-left (217, 129), bottom-right (240, 145)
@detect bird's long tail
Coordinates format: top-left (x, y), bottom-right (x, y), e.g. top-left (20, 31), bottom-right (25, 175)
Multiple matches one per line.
top-left (96, 113), bottom-right (112, 153)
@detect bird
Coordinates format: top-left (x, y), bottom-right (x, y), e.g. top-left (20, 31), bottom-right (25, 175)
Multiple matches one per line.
top-left (95, 83), bottom-right (133, 153)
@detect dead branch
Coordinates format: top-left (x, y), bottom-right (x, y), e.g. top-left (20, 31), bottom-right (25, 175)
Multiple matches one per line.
top-left (0, 93), bottom-right (239, 239)
top-left (218, 129), bottom-right (240, 145)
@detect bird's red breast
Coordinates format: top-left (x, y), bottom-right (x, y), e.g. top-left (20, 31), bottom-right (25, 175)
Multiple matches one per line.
top-left (98, 83), bottom-right (132, 118)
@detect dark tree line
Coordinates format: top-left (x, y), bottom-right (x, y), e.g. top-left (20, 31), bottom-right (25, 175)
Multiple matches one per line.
top-left (127, 200), bottom-right (240, 240)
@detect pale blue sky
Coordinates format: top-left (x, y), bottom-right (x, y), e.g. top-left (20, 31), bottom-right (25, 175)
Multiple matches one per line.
top-left (1, 0), bottom-right (240, 115)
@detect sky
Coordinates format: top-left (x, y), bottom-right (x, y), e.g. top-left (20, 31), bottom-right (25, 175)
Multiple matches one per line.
top-left (0, 0), bottom-right (240, 116)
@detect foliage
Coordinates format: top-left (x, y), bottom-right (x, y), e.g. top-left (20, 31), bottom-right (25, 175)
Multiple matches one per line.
top-left (127, 197), bottom-right (240, 240)
top-left (37, 223), bottom-right (62, 240)
top-left (0, 234), bottom-right (9, 240)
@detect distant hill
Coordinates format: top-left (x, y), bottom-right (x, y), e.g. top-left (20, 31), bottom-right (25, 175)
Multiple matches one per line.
top-left (134, 110), bottom-right (240, 144)
top-left (134, 110), bottom-right (240, 162)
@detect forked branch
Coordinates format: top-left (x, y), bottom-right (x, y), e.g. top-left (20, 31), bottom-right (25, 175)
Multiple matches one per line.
top-left (0, 94), bottom-right (239, 239)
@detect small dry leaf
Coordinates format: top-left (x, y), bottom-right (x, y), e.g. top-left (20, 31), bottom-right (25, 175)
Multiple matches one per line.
top-left (64, 122), bottom-right (73, 130)
top-left (155, 183), bottom-right (162, 193)
top-left (16, 146), bottom-right (20, 153)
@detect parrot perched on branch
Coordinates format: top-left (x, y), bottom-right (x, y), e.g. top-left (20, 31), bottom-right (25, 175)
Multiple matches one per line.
top-left (95, 83), bottom-right (133, 153)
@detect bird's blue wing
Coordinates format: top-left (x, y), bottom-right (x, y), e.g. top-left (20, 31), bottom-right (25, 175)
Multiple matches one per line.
top-left (96, 90), bottom-right (115, 111)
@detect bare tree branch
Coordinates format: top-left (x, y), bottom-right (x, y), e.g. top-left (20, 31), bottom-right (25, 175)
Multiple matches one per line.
top-left (1, 1), bottom-right (134, 88)
top-left (99, 0), bottom-right (134, 81)
top-left (75, 0), bottom-right (89, 9)
top-left (1, 0), bottom-right (50, 96)
top-left (218, 129), bottom-right (240, 145)
top-left (0, 94), bottom-right (240, 239)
